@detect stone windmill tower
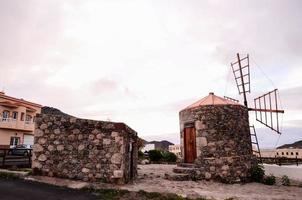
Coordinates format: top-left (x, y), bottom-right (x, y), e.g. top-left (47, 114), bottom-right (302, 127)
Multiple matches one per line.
top-left (177, 92), bottom-right (252, 183)
top-left (172, 54), bottom-right (284, 183)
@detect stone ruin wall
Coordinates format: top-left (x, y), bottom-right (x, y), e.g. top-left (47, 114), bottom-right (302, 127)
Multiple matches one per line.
top-left (32, 114), bottom-right (138, 184)
top-left (180, 105), bottom-right (253, 183)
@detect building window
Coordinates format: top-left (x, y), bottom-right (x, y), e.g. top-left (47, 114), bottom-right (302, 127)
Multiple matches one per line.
top-left (25, 115), bottom-right (32, 123)
top-left (12, 112), bottom-right (18, 120)
top-left (282, 152), bottom-right (284, 155)
top-left (286, 152), bottom-right (289, 155)
top-left (296, 152), bottom-right (299, 156)
top-left (21, 112), bottom-right (25, 121)
top-left (10, 137), bottom-right (20, 146)
top-left (277, 152), bottom-right (279, 155)
top-left (291, 152), bottom-right (294, 155)
top-left (2, 110), bottom-right (10, 120)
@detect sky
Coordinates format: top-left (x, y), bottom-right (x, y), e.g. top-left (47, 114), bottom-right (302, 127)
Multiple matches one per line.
top-left (0, 0), bottom-right (301, 148)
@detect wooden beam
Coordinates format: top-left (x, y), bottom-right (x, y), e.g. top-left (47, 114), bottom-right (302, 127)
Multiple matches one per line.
top-left (249, 108), bottom-right (285, 113)
top-left (237, 53), bottom-right (248, 107)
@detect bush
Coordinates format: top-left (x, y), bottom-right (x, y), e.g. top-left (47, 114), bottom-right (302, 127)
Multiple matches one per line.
top-left (138, 150), bottom-right (145, 160)
top-left (251, 164), bottom-right (265, 183)
top-left (0, 172), bottom-right (19, 180)
top-left (148, 150), bottom-right (163, 162)
top-left (162, 151), bottom-right (177, 162)
top-left (263, 174), bottom-right (276, 185)
top-left (281, 175), bottom-right (290, 186)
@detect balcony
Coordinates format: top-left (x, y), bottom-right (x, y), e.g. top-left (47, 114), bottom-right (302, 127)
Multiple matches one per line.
top-left (0, 117), bottom-right (34, 131)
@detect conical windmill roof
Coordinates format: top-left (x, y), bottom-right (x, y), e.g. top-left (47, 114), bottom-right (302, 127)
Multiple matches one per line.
top-left (184, 92), bottom-right (241, 110)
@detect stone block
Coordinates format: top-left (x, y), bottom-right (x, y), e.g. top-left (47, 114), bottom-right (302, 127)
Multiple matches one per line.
top-left (103, 139), bottom-right (111, 145)
top-left (92, 129), bottom-right (100, 134)
top-left (54, 129), bottom-right (60, 134)
top-left (57, 145), bottom-right (64, 151)
top-left (210, 166), bottom-right (216, 172)
top-left (32, 161), bottom-right (42, 169)
top-left (96, 133), bottom-right (103, 139)
top-left (38, 138), bottom-right (47, 145)
top-left (38, 154), bottom-right (47, 162)
top-left (113, 170), bottom-right (123, 178)
top-left (40, 123), bottom-right (48, 130)
top-left (199, 137), bottom-right (208, 147)
top-left (53, 140), bottom-right (60, 145)
top-left (33, 144), bottom-right (44, 152)
top-left (111, 132), bottom-right (119, 137)
top-left (35, 129), bottom-right (44, 137)
top-left (68, 134), bottom-right (75, 141)
top-left (78, 134), bottom-right (83, 140)
top-left (111, 153), bottom-right (122, 164)
top-left (88, 134), bottom-right (95, 140)
top-left (73, 129), bottom-right (80, 134)
top-left (47, 145), bottom-right (55, 151)
top-left (82, 168), bottom-right (90, 173)
top-left (221, 165), bottom-right (229, 171)
top-left (78, 144), bottom-right (85, 151)
top-left (205, 172), bottom-right (211, 179)
top-left (70, 118), bottom-right (77, 123)
top-left (195, 120), bottom-right (205, 130)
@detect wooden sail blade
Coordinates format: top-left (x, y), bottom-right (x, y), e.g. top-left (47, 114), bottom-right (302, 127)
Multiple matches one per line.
top-left (252, 89), bottom-right (284, 134)
top-left (231, 53), bottom-right (250, 107)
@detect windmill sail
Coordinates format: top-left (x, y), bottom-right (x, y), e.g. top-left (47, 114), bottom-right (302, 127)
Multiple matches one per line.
top-left (253, 89), bottom-right (284, 134)
top-left (231, 53), bottom-right (250, 107)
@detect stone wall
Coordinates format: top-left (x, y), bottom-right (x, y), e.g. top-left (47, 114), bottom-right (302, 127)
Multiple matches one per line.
top-left (32, 114), bottom-right (138, 184)
top-left (179, 105), bottom-right (253, 183)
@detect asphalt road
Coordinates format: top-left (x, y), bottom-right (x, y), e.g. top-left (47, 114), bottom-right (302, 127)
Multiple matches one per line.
top-left (0, 179), bottom-right (98, 200)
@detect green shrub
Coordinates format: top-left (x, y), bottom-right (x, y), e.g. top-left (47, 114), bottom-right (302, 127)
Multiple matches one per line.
top-left (263, 174), bottom-right (276, 185)
top-left (148, 150), bottom-right (163, 162)
top-left (281, 175), bottom-right (290, 186)
top-left (0, 172), bottom-right (19, 180)
top-left (138, 150), bottom-right (145, 160)
top-left (162, 151), bottom-right (177, 162)
top-left (251, 164), bottom-right (265, 183)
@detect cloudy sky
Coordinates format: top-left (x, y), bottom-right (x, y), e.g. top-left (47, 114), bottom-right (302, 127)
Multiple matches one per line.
top-left (0, 0), bottom-right (301, 148)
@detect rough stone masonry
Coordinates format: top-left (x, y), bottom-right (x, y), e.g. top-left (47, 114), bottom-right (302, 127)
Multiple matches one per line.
top-left (32, 114), bottom-right (138, 184)
top-left (179, 104), bottom-right (254, 183)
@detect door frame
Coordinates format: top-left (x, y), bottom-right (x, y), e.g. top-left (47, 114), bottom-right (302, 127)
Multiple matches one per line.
top-left (183, 123), bottom-right (197, 163)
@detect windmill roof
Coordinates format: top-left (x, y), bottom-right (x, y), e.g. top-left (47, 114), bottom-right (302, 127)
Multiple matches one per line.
top-left (183, 92), bottom-right (241, 110)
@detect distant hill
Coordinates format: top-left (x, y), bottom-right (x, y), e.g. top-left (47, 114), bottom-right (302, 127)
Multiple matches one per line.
top-left (146, 140), bottom-right (174, 151)
top-left (277, 140), bottom-right (302, 149)
top-left (41, 106), bottom-right (72, 117)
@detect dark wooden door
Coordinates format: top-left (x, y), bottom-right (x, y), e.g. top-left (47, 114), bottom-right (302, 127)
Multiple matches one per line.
top-left (184, 127), bottom-right (196, 163)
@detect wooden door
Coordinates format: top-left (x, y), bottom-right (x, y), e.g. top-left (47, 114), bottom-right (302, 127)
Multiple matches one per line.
top-left (184, 127), bottom-right (196, 163)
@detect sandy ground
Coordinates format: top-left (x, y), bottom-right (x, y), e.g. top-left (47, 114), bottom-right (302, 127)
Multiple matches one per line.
top-left (120, 164), bottom-right (302, 200)
top-left (264, 164), bottom-right (302, 181)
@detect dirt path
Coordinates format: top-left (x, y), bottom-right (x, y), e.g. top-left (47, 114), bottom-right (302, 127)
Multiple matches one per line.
top-left (120, 164), bottom-right (302, 200)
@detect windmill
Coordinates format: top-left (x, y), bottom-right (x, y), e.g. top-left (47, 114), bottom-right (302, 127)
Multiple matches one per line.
top-left (227, 53), bottom-right (285, 162)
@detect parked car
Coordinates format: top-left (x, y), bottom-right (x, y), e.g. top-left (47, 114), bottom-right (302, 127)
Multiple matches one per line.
top-left (9, 144), bottom-right (32, 156)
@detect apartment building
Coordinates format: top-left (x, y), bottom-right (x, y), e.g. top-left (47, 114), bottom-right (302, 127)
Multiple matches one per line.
top-left (0, 91), bottom-right (42, 148)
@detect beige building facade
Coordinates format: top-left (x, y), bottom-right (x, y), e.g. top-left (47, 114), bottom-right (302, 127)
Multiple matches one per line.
top-left (168, 144), bottom-right (181, 158)
top-left (0, 91), bottom-right (42, 148)
top-left (259, 148), bottom-right (302, 159)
